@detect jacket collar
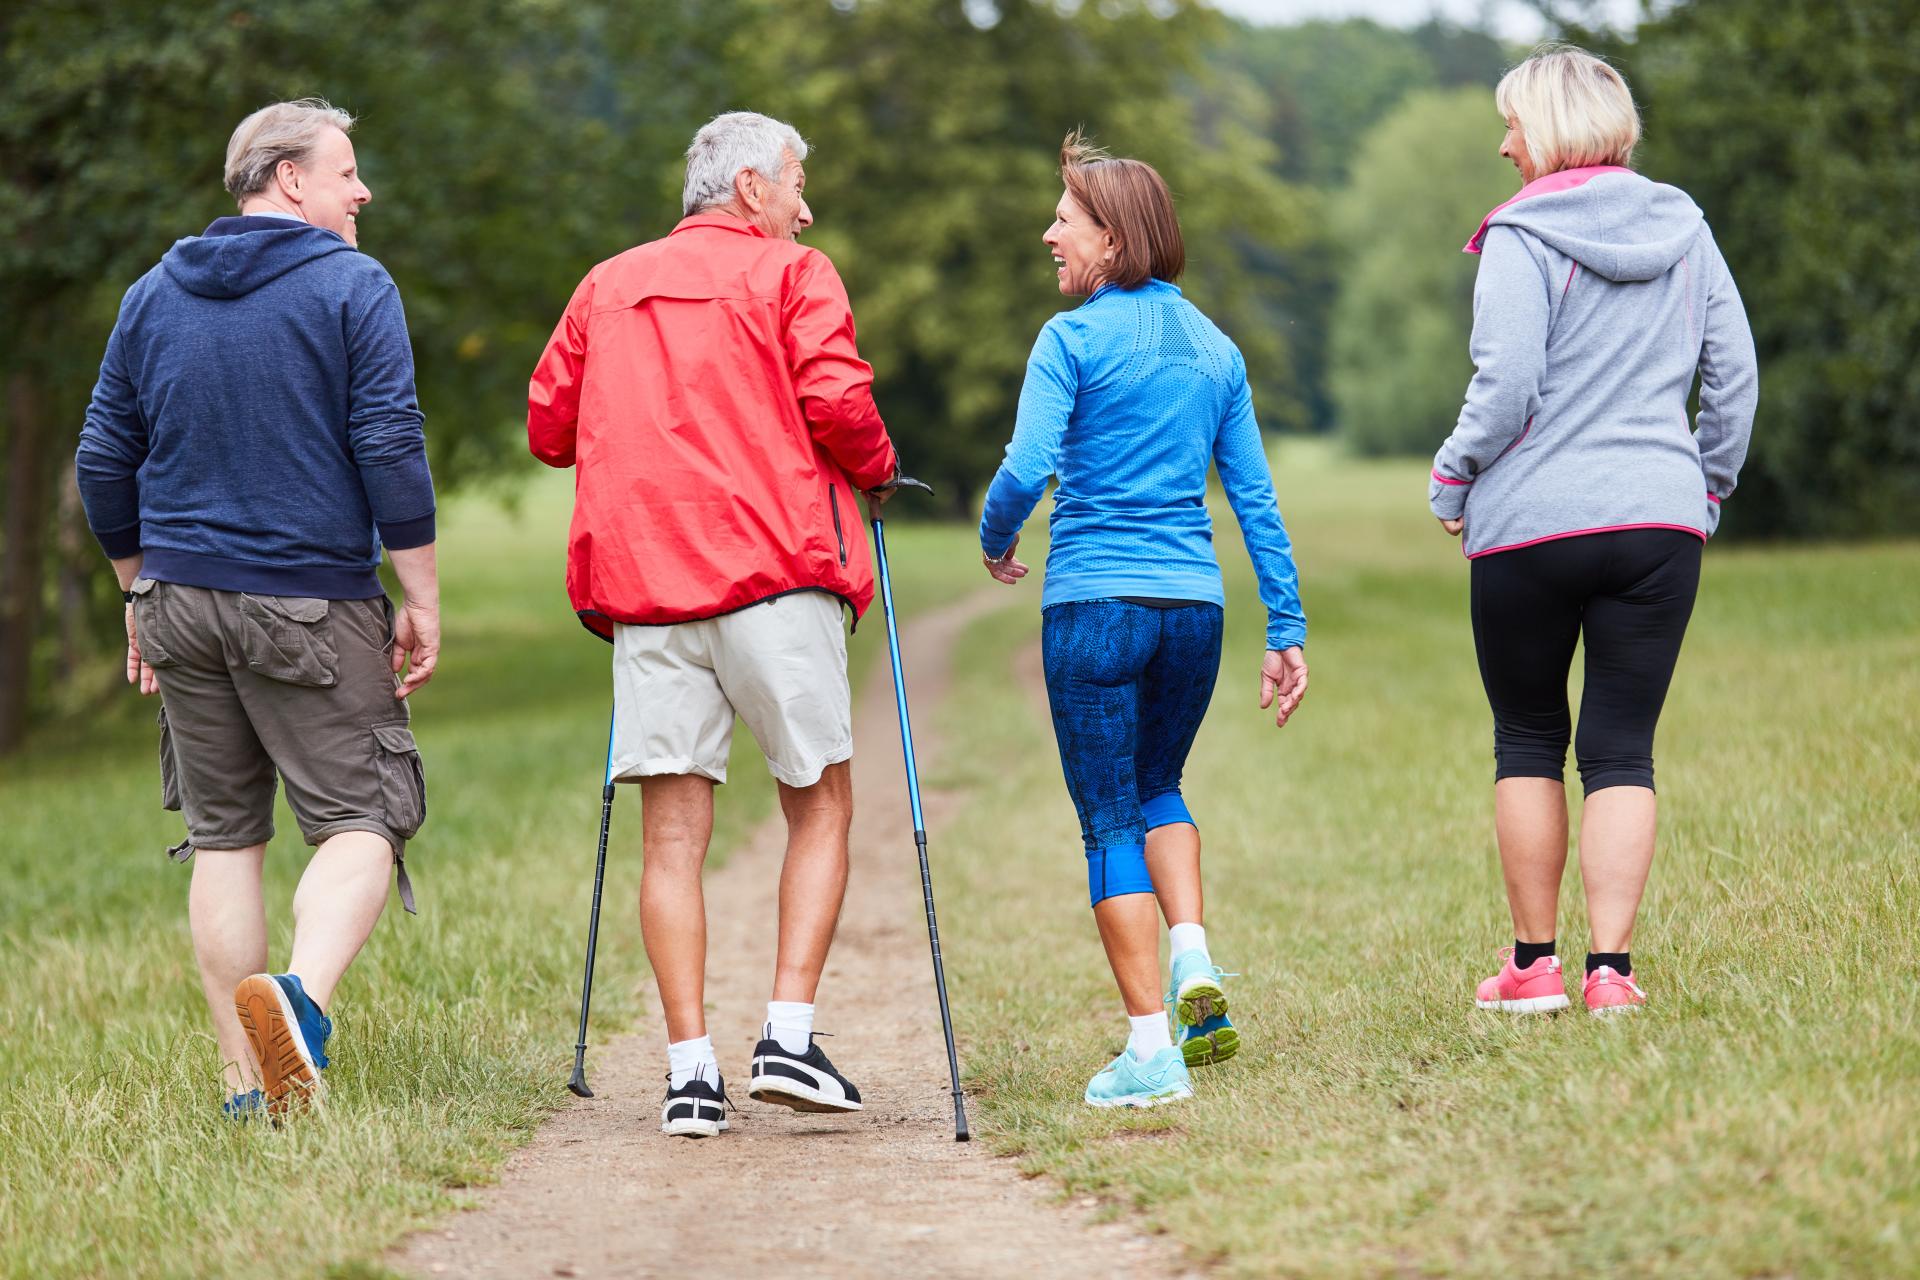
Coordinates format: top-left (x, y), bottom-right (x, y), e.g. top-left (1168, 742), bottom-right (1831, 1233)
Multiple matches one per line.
top-left (1085, 277), bottom-right (1181, 306)
top-left (671, 212), bottom-right (767, 238)
top-left (1464, 164), bottom-right (1635, 254)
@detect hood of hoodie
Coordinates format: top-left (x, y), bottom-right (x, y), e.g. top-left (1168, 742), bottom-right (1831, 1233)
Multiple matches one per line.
top-left (1464, 166), bottom-right (1704, 283)
top-left (161, 216), bottom-right (354, 299)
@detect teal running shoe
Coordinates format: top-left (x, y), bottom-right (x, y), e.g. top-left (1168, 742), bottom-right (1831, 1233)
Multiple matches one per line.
top-left (1167, 949), bottom-right (1234, 1028)
top-left (1083, 1046), bottom-right (1194, 1108)
top-left (1176, 1012), bottom-right (1240, 1067)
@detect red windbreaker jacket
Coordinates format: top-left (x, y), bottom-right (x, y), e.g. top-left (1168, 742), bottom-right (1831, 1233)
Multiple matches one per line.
top-left (528, 214), bottom-right (899, 638)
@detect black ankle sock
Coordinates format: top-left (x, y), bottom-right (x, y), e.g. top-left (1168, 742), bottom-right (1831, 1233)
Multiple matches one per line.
top-left (1514, 939), bottom-right (1557, 970)
top-left (1586, 951), bottom-right (1631, 976)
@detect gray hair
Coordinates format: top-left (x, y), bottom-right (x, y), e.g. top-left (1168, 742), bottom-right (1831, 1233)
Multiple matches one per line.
top-left (224, 98), bottom-right (356, 207)
top-left (682, 111), bottom-right (808, 217)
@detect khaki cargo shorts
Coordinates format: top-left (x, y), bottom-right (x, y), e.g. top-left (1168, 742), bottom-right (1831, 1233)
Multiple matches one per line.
top-left (611, 590), bottom-right (852, 788)
top-left (132, 579), bottom-right (425, 911)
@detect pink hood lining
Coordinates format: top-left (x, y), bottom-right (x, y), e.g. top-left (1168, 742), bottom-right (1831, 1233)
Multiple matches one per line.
top-left (1464, 166), bottom-right (1636, 255)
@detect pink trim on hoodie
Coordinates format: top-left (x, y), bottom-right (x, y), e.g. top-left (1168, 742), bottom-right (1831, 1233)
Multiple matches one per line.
top-left (1465, 522), bottom-right (1708, 559)
top-left (1707, 492), bottom-right (1722, 505)
top-left (1464, 165), bottom-right (1637, 255)
top-left (1432, 469), bottom-right (1470, 487)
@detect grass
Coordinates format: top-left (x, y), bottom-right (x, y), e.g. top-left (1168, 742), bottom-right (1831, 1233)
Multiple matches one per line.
top-left (4, 445), bottom-right (1913, 1277)
top-left (937, 440), bottom-right (1920, 1277)
top-left (0, 468), bottom-right (980, 1279)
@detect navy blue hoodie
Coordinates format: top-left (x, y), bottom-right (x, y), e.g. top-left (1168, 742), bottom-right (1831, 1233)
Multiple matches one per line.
top-left (77, 216), bottom-right (435, 599)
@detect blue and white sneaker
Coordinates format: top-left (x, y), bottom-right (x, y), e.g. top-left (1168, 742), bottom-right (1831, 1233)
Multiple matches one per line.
top-left (1084, 1046), bottom-right (1194, 1108)
top-left (234, 973), bottom-right (331, 1115)
top-left (222, 1089), bottom-right (267, 1121)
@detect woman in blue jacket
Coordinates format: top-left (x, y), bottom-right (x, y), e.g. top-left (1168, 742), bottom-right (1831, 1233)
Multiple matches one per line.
top-left (980, 133), bottom-right (1309, 1108)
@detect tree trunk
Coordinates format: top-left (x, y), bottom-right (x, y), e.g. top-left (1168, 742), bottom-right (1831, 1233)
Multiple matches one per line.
top-left (0, 369), bottom-right (55, 754)
top-left (55, 457), bottom-right (94, 683)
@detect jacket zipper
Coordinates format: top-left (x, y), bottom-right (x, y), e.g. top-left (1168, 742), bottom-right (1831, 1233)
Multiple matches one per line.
top-left (828, 485), bottom-right (848, 567)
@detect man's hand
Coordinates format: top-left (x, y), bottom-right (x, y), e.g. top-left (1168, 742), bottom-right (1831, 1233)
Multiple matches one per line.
top-left (1439, 517), bottom-right (1464, 537)
top-left (1259, 647), bottom-right (1308, 728)
top-left (124, 603), bottom-right (157, 696)
top-left (983, 534), bottom-right (1028, 585)
top-left (864, 479), bottom-right (898, 523)
top-left (391, 598), bottom-right (440, 698)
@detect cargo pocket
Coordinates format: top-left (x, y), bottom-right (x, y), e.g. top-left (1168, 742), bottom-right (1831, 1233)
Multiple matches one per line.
top-left (237, 594), bottom-right (338, 687)
top-left (372, 722), bottom-right (426, 915)
top-left (372, 722), bottom-right (426, 839)
top-left (130, 578), bottom-right (177, 668)
top-left (157, 705), bottom-right (183, 811)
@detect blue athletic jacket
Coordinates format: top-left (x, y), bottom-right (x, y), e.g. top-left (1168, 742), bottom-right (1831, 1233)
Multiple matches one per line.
top-left (979, 279), bottom-right (1306, 650)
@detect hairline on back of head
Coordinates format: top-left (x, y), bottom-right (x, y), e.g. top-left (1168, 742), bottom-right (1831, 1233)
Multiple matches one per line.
top-left (683, 111), bottom-right (810, 218)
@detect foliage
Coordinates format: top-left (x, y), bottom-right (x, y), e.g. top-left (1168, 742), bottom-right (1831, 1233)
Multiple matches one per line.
top-left (729, 0), bottom-right (1313, 507)
top-left (1327, 88), bottom-right (1518, 456)
top-left (1580, 0), bottom-right (1920, 537)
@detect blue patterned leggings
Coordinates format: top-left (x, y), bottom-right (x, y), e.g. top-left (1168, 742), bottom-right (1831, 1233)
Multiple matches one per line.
top-left (1040, 599), bottom-right (1224, 905)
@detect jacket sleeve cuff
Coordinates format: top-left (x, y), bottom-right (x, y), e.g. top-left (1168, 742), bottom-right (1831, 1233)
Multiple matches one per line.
top-left (377, 511), bottom-right (436, 550)
top-left (94, 523), bottom-right (143, 559)
top-left (1266, 623), bottom-right (1307, 651)
top-left (1429, 472), bottom-right (1470, 520)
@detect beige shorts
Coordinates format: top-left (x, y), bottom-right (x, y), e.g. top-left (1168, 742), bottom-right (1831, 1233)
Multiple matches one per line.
top-left (611, 590), bottom-right (852, 788)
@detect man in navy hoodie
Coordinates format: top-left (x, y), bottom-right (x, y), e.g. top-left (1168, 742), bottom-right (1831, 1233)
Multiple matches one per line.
top-left (76, 98), bottom-right (438, 1118)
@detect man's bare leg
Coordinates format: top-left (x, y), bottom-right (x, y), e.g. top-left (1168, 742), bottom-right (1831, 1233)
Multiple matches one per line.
top-left (639, 775), bottom-right (717, 1042)
top-left (189, 845), bottom-right (268, 1092)
top-left (771, 761), bottom-right (853, 1003)
top-left (286, 830), bottom-right (393, 1011)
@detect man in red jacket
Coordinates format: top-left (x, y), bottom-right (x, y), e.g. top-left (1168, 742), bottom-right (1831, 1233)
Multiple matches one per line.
top-left (529, 111), bottom-right (901, 1138)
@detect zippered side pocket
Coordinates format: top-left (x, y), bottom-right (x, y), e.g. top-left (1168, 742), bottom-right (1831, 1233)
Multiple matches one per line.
top-left (828, 484), bottom-right (848, 567)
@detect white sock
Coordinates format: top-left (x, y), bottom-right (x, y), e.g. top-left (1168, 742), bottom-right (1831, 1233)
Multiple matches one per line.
top-left (766, 1000), bottom-right (815, 1055)
top-left (1168, 922), bottom-right (1209, 964)
top-left (1127, 1012), bottom-right (1173, 1062)
top-left (667, 1034), bottom-right (718, 1089)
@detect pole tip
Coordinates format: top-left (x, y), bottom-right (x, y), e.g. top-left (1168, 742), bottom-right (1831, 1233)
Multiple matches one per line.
top-left (566, 1069), bottom-right (594, 1099)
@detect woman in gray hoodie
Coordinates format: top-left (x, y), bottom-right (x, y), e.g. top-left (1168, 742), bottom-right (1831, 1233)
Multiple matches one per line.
top-left (1429, 45), bottom-right (1757, 1016)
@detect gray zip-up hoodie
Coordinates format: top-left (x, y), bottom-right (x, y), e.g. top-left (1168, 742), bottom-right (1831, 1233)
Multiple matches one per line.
top-left (1429, 166), bottom-right (1758, 557)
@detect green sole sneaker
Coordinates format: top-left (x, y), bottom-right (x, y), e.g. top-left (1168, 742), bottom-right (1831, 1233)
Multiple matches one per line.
top-left (1178, 1016), bottom-right (1240, 1067)
top-left (1175, 976), bottom-right (1228, 1028)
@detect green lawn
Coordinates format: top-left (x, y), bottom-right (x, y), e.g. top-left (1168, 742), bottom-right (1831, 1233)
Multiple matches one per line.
top-left (938, 441), bottom-right (1920, 1277)
top-left (3, 447), bottom-right (1913, 1277)
top-left (0, 469), bottom-right (979, 1278)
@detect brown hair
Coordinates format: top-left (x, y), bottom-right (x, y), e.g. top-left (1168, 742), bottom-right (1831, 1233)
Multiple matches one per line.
top-left (1059, 129), bottom-right (1184, 289)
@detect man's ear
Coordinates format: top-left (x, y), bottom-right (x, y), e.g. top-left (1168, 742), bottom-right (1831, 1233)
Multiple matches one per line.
top-left (276, 158), bottom-right (303, 201)
top-left (734, 167), bottom-right (763, 213)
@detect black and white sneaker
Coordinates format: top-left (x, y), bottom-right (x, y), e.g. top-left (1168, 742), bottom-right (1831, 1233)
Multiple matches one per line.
top-left (660, 1065), bottom-right (731, 1138)
top-left (747, 1028), bottom-right (863, 1113)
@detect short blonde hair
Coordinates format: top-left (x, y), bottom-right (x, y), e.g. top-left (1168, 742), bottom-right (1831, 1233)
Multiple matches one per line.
top-left (224, 98), bottom-right (356, 207)
top-left (1496, 45), bottom-right (1640, 176)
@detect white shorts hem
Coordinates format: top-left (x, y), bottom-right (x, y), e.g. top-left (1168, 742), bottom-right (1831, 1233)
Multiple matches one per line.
top-left (613, 756), bottom-right (727, 785)
top-left (765, 741), bottom-right (854, 789)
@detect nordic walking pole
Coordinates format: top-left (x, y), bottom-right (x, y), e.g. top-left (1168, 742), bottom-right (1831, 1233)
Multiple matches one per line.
top-left (567, 707), bottom-right (617, 1098)
top-left (869, 478), bottom-right (971, 1141)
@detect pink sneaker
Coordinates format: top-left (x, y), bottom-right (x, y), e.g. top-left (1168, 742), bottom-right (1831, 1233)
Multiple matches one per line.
top-left (1582, 965), bottom-right (1646, 1016)
top-left (1474, 948), bottom-right (1569, 1014)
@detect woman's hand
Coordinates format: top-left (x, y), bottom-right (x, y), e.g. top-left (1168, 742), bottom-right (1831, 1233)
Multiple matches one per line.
top-left (1438, 517), bottom-right (1464, 537)
top-left (1259, 647), bottom-right (1308, 728)
top-left (983, 534), bottom-right (1028, 585)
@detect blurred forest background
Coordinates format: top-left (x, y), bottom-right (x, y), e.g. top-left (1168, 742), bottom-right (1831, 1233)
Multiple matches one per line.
top-left (2, 0), bottom-right (1915, 753)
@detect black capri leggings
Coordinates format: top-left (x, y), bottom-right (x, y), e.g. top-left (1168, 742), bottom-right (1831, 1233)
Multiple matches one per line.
top-left (1470, 528), bottom-right (1702, 794)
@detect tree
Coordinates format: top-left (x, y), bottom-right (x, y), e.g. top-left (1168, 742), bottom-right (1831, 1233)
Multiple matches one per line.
top-left (1327, 87), bottom-right (1518, 456)
top-left (0, 0), bottom-right (726, 751)
top-left (728, 0), bottom-right (1314, 510)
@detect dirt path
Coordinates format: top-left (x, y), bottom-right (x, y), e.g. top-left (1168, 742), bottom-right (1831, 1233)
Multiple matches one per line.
top-left (393, 592), bottom-right (1190, 1279)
